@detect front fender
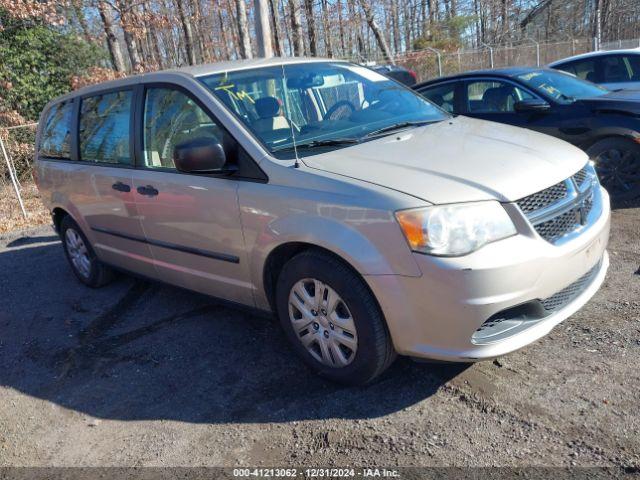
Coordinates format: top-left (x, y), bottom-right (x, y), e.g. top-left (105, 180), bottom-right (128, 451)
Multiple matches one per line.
top-left (246, 212), bottom-right (422, 311)
top-left (580, 124), bottom-right (640, 150)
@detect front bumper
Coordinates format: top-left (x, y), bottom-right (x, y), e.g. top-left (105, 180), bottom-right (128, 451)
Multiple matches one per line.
top-left (365, 186), bottom-right (611, 362)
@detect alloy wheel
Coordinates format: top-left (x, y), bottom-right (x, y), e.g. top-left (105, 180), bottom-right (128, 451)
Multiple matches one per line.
top-left (594, 148), bottom-right (640, 200)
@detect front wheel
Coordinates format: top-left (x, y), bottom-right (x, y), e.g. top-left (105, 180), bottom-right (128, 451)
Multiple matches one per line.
top-left (275, 250), bottom-right (396, 385)
top-left (587, 137), bottom-right (640, 204)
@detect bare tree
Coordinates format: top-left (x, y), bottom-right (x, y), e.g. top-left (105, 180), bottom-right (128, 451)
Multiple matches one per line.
top-left (255, 0), bottom-right (274, 57)
top-left (320, 0), bottom-right (333, 57)
top-left (304, 0), bottom-right (317, 55)
top-left (357, 0), bottom-right (394, 62)
top-left (218, 10), bottom-right (232, 59)
top-left (97, 1), bottom-right (127, 72)
top-left (235, 0), bottom-right (253, 59)
top-left (72, 0), bottom-right (92, 43)
top-left (115, 0), bottom-right (144, 71)
top-left (336, 0), bottom-right (347, 56)
top-left (288, 0), bottom-right (305, 56)
top-left (268, 0), bottom-right (283, 56)
top-left (175, 0), bottom-right (197, 65)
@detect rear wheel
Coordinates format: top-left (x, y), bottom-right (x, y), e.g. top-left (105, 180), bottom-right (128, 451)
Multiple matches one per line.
top-left (275, 250), bottom-right (396, 385)
top-left (60, 216), bottom-right (113, 288)
top-left (587, 137), bottom-right (640, 203)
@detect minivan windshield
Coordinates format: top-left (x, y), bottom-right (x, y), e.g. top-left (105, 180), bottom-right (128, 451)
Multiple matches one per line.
top-left (200, 62), bottom-right (449, 159)
top-left (516, 69), bottom-right (609, 103)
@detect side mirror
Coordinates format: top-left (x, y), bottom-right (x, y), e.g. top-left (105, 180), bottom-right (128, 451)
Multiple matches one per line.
top-left (514, 99), bottom-right (551, 113)
top-left (173, 137), bottom-right (232, 174)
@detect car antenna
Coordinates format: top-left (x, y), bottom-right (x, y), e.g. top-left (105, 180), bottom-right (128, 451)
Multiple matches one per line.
top-left (281, 64), bottom-right (300, 168)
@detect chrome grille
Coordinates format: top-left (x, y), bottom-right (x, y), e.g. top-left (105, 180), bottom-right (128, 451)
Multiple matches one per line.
top-left (516, 181), bottom-right (568, 214)
top-left (515, 164), bottom-right (598, 244)
top-left (534, 207), bottom-right (582, 243)
top-left (540, 261), bottom-right (601, 311)
top-left (573, 166), bottom-right (589, 188)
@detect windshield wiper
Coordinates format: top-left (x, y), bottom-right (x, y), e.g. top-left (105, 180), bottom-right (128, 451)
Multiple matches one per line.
top-left (273, 138), bottom-right (360, 152)
top-left (364, 120), bottom-right (435, 139)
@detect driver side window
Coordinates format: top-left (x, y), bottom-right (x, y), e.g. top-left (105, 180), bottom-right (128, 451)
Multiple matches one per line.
top-left (143, 87), bottom-right (223, 169)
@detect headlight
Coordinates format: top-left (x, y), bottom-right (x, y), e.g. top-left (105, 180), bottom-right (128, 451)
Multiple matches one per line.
top-left (395, 201), bottom-right (517, 256)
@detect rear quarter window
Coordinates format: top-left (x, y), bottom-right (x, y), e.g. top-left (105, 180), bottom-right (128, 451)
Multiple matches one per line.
top-left (39, 102), bottom-right (74, 159)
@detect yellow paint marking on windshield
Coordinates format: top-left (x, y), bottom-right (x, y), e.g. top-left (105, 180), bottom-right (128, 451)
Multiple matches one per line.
top-left (214, 84), bottom-right (256, 104)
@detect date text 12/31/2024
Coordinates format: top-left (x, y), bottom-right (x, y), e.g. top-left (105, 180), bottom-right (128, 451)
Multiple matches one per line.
top-left (232, 468), bottom-right (401, 478)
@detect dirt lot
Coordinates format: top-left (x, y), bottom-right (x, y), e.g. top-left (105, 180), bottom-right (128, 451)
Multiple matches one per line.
top-left (0, 208), bottom-right (638, 469)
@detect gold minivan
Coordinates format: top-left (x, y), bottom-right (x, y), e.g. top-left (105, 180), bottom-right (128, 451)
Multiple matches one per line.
top-left (35, 58), bottom-right (610, 384)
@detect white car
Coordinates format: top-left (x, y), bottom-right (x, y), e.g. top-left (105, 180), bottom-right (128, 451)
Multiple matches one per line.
top-left (549, 49), bottom-right (640, 91)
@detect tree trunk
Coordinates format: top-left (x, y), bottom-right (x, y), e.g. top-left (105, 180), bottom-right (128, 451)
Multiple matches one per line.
top-left (176, 0), bottom-right (197, 65)
top-left (192, 0), bottom-right (207, 61)
top-left (224, 0), bottom-right (241, 58)
top-left (254, 0), bottom-right (274, 57)
top-left (97, 1), bottom-right (126, 72)
top-left (288, 0), bottom-right (305, 56)
top-left (450, 0), bottom-right (458, 39)
top-left (336, 0), bottom-right (346, 56)
top-left (402, 1), bottom-right (411, 51)
top-left (391, 0), bottom-right (400, 53)
top-left (357, 0), bottom-right (394, 63)
top-left (235, 0), bottom-right (253, 59)
top-left (320, 0), bottom-right (333, 57)
top-left (115, 0), bottom-right (144, 71)
top-left (144, 0), bottom-right (165, 69)
top-left (304, 0), bottom-right (317, 56)
top-left (72, 0), bottom-right (92, 43)
top-left (268, 0), bottom-right (283, 56)
top-left (218, 10), bottom-right (232, 59)
top-left (279, 0), bottom-right (293, 54)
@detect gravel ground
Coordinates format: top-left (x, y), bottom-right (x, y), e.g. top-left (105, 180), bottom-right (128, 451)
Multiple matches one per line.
top-left (0, 208), bottom-right (638, 469)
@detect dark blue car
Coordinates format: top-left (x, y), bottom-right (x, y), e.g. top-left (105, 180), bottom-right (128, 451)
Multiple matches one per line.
top-left (414, 67), bottom-right (640, 202)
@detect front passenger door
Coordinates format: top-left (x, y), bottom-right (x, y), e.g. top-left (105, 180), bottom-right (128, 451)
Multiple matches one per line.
top-left (131, 86), bottom-right (253, 305)
top-left (462, 79), bottom-right (579, 142)
top-left (462, 79), bottom-right (536, 128)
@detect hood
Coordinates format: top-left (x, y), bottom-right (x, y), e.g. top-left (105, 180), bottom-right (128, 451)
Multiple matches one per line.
top-left (578, 90), bottom-right (640, 115)
top-left (303, 116), bottom-right (587, 204)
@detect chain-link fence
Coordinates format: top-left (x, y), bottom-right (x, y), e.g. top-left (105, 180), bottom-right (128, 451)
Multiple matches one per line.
top-left (601, 38), bottom-right (640, 50)
top-left (390, 38), bottom-right (597, 82)
top-left (0, 123), bottom-right (50, 233)
top-left (358, 37), bottom-right (640, 82)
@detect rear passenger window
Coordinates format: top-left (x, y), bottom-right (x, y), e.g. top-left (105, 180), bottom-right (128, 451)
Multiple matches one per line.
top-left (79, 90), bottom-right (132, 165)
top-left (419, 84), bottom-right (457, 113)
top-left (143, 88), bottom-right (223, 169)
top-left (599, 55), bottom-right (632, 83)
top-left (624, 55), bottom-right (640, 81)
top-left (39, 102), bottom-right (73, 159)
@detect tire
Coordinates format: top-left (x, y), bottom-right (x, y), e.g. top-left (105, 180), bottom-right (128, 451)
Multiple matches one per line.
top-left (60, 216), bottom-right (114, 288)
top-left (587, 137), bottom-right (640, 203)
top-left (275, 249), bottom-right (396, 385)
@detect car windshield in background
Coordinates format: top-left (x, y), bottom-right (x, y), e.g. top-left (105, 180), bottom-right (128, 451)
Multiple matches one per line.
top-left (199, 62), bottom-right (448, 159)
top-left (516, 70), bottom-right (609, 103)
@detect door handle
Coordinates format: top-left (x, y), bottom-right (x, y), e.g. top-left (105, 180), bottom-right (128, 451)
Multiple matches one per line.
top-left (112, 181), bottom-right (131, 193)
top-left (137, 185), bottom-right (159, 197)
